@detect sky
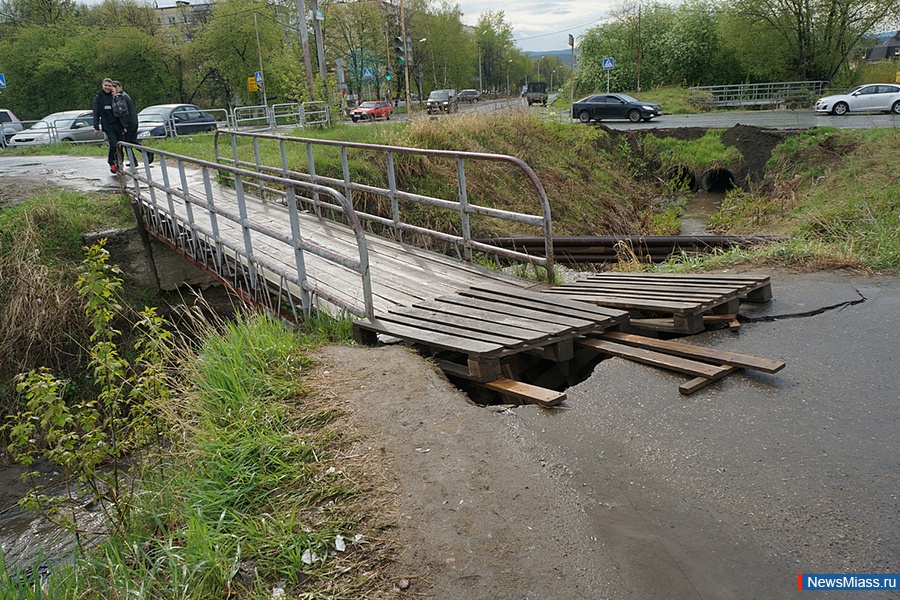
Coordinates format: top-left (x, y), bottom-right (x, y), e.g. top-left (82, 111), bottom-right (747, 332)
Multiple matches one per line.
top-left (454, 0), bottom-right (615, 53)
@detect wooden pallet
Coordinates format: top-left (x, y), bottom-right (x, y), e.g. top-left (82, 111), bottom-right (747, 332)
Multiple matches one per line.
top-left (578, 331), bottom-right (785, 394)
top-left (543, 273), bottom-right (772, 334)
top-left (353, 283), bottom-right (629, 404)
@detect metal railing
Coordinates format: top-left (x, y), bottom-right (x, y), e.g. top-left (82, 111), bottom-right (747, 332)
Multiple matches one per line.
top-left (118, 141), bottom-right (374, 320)
top-left (689, 81), bottom-right (828, 108)
top-left (212, 129), bottom-right (555, 282)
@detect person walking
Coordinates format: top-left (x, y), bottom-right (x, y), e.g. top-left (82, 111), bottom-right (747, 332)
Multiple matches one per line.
top-left (111, 81), bottom-right (150, 167)
top-left (92, 78), bottom-right (121, 174)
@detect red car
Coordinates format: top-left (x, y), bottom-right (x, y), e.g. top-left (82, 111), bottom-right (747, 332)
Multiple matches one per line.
top-left (350, 100), bottom-right (393, 122)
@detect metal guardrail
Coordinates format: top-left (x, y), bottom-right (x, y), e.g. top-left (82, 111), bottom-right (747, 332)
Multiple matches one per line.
top-left (118, 141), bottom-right (374, 320)
top-left (689, 81), bottom-right (828, 107)
top-left (212, 129), bottom-right (556, 282)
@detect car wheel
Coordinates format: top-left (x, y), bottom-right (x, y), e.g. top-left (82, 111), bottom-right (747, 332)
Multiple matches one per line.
top-left (892, 101), bottom-right (900, 115)
top-left (386, 113), bottom-right (390, 120)
top-left (352, 116), bottom-right (359, 122)
top-left (578, 111), bottom-right (591, 123)
top-left (628, 109), bottom-right (641, 123)
top-left (832, 102), bottom-right (849, 116)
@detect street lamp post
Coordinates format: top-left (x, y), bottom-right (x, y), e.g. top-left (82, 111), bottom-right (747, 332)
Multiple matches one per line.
top-left (506, 59), bottom-right (512, 95)
top-left (550, 69), bottom-right (555, 92)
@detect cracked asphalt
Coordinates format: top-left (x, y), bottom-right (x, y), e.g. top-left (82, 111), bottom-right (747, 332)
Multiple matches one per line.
top-left (514, 268), bottom-right (899, 599)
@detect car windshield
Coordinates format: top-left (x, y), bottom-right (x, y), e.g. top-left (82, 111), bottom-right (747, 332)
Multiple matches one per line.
top-left (29, 114), bottom-right (70, 129)
top-left (358, 102), bottom-right (377, 108)
top-left (428, 92), bottom-right (448, 100)
top-left (138, 110), bottom-right (168, 121)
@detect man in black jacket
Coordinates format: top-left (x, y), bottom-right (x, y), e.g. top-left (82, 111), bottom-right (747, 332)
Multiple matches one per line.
top-left (92, 78), bottom-right (121, 174)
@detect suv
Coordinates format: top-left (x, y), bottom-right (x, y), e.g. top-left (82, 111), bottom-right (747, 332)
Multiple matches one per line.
top-left (426, 90), bottom-right (458, 114)
top-left (525, 82), bottom-right (548, 106)
top-left (457, 89), bottom-right (482, 103)
top-left (1, 108), bottom-right (23, 144)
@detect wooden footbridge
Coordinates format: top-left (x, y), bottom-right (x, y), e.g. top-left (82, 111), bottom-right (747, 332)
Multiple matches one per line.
top-left (119, 131), bottom-right (781, 405)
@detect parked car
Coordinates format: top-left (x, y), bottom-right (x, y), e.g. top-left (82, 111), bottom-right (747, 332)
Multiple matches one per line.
top-left (572, 93), bottom-right (662, 123)
top-left (814, 83), bottom-right (900, 115)
top-left (136, 104), bottom-right (217, 139)
top-left (426, 90), bottom-right (458, 114)
top-left (457, 89), bottom-right (482, 103)
top-left (349, 100), bottom-right (393, 122)
top-left (1, 108), bottom-right (23, 143)
top-left (7, 110), bottom-right (103, 146)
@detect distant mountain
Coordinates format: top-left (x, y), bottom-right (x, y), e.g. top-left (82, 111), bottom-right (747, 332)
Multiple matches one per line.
top-left (525, 50), bottom-right (574, 68)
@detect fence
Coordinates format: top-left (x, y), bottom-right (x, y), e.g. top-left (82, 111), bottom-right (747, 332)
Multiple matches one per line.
top-left (212, 129), bottom-right (556, 282)
top-left (689, 81), bottom-right (828, 108)
top-left (119, 142), bottom-right (374, 319)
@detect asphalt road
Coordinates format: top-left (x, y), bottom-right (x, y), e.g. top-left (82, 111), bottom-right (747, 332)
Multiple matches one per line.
top-left (514, 269), bottom-right (900, 599)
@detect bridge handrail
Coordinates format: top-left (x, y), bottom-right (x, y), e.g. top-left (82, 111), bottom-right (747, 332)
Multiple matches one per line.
top-left (689, 80), bottom-right (828, 107)
top-left (118, 141), bottom-right (374, 320)
top-left (212, 129), bottom-right (555, 282)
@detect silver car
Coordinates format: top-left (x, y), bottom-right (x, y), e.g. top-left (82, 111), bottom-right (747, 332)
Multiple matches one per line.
top-left (814, 83), bottom-right (900, 115)
top-left (8, 110), bottom-right (104, 146)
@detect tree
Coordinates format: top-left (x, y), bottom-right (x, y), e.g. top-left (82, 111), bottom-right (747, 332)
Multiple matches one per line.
top-left (729, 0), bottom-right (900, 80)
top-left (195, 0), bottom-right (284, 107)
top-left (475, 11), bottom-right (515, 92)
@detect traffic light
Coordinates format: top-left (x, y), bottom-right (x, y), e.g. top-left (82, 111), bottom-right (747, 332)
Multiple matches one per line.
top-left (385, 67), bottom-right (392, 81)
top-left (394, 36), bottom-right (412, 65)
top-left (394, 36), bottom-right (406, 65)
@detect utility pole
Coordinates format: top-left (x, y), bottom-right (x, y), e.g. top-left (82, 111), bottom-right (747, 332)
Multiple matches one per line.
top-left (636, 2), bottom-right (642, 92)
top-left (311, 0), bottom-right (328, 99)
top-left (253, 12), bottom-right (269, 115)
top-left (400, 0), bottom-right (412, 115)
top-left (296, 0), bottom-right (316, 100)
top-left (569, 34), bottom-right (575, 105)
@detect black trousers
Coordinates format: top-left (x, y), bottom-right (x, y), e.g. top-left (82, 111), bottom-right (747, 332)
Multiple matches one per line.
top-left (104, 127), bottom-right (122, 166)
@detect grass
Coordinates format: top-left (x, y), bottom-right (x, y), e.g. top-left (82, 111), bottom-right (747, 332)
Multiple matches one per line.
top-left (3, 309), bottom-right (372, 598)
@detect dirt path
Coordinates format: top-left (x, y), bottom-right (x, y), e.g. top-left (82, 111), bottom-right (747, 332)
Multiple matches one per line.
top-left (315, 344), bottom-right (638, 599)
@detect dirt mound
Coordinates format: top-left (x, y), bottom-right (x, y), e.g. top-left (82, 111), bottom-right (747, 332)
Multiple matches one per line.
top-left (721, 124), bottom-right (793, 187)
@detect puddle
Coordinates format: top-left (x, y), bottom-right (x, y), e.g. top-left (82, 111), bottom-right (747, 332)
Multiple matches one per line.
top-left (679, 190), bottom-right (724, 236)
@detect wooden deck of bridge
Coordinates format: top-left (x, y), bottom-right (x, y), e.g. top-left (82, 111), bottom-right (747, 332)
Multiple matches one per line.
top-left (134, 165), bottom-right (776, 403)
top-left (542, 272), bottom-right (772, 334)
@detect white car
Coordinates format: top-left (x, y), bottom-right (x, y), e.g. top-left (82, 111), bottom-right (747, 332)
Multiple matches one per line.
top-left (814, 83), bottom-right (900, 115)
top-left (7, 110), bottom-right (103, 146)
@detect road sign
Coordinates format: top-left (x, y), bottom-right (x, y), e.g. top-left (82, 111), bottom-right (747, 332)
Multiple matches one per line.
top-left (602, 57), bottom-right (615, 70)
top-left (362, 67), bottom-right (374, 80)
top-left (255, 71), bottom-right (263, 85)
top-left (0, 73), bottom-right (6, 88)
top-left (248, 77), bottom-right (258, 92)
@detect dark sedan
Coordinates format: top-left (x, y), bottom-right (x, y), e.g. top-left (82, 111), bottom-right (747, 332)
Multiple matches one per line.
top-left (137, 104), bottom-right (217, 139)
top-left (572, 93), bottom-right (662, 123)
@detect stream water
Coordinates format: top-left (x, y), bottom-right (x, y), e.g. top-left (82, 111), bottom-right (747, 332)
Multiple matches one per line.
top-left (679, 190), bottom-right (725, 236)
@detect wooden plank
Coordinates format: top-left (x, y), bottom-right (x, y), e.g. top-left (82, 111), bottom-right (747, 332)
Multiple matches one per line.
top-left (413, 300), bottom-right (571, 335)
top-left (543, 291), bottom-right (701, 314)
top-left (558, 280), bottom-right (738, 296)
top-left (435, 294), bottom-right (597, 329)
top-left (389, 306), bottom-right (553, 343)
top-left (463, 288), bottom-right (628, 324)
top-left (376, 312), bottom-right (525, 347)
top-left (679, 366), bottom-right (741, 395)
top-left (483, 378), bottom-right (566, 407)
top-left (577, 338), bottom-right (730, 378)
top-left (353, 318), bottom-right (503, 356)
top-left (599, 331), bottom-right (785, 373)
top-left (472, 282), bottom-right (629, 320)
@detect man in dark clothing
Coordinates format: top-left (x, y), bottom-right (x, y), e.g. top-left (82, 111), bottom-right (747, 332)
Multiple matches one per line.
top-left (92, 78), bottom-right (121, 174)
top-left (112, 81), bottom-right (140, 167)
